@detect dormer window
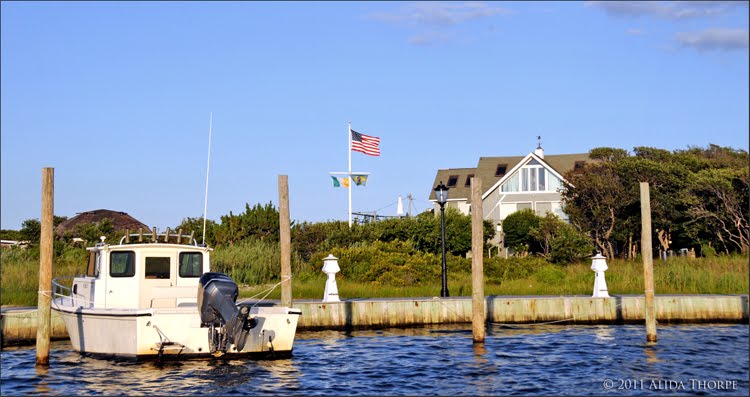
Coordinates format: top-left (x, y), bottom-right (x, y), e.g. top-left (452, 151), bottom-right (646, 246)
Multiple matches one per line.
top-left (465, 174), bottom-right (474, 187)
top-left (447, 175), bottom-right (459, 187)
top-left (495, 164), bottom-right (507, 177)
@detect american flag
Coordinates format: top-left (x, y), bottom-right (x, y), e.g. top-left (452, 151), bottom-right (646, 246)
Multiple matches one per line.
top-left (351, 130), bottom-right (380, 156)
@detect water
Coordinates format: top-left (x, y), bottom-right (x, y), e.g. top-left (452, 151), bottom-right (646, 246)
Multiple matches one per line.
top-left (1, 324), bottom-right (748, 396)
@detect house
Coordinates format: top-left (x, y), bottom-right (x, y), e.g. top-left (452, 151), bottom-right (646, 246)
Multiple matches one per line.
top-left (55, 209), bottom-right (149, 238)
top-left (1, 240), bottom-right (29, 249)
top-left (429, 144), bottom-right (590, 253)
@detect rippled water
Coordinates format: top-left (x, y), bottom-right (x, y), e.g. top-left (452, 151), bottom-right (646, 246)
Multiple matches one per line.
top-left (2, 324), bottom-right (748, 396)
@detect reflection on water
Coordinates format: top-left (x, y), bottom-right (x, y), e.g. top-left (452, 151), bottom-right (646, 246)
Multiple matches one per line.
top-left (644, 345), bottom-right (661, 364)
top-left (1, 324), bottom-right (748, 396)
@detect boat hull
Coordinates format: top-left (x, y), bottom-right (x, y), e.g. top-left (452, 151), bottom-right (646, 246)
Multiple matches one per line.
top-left (53, 300), bottom-right (301, 360)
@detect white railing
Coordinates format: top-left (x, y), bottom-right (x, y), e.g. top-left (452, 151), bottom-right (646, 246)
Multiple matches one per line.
top-left (51, 276), bottom-right (95, 308)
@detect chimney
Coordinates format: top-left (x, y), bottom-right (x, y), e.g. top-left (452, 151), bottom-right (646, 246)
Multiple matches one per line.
top-left (534, 135), bottom-right (544, 159)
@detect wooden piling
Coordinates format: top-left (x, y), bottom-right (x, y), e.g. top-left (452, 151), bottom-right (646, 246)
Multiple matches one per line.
top-left (36, 167), bottom-right (54, 366)
top-left (279, 175), bottom-right (292, 307)
top-left (470, 177), bottom-right (485, 343)
top-left (640, 182), bottom-right (657, 342)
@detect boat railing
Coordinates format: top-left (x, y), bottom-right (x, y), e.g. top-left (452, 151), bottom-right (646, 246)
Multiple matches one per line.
top-left (118, 227), bottom-right (201, 246)
top-left (52, 276), bottom-right (95, 308)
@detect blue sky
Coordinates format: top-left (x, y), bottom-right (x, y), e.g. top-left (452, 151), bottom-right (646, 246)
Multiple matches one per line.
top-left (2, 1), bottom-right (748, 231)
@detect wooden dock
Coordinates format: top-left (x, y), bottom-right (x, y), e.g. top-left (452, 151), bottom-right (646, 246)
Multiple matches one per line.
top-left (2, 294), bottom-right (748, 346)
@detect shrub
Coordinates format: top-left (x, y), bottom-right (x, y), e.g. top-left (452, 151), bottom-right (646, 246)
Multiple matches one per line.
top-left (502, 209), bottom-right (541, 255)
top-left (549, 222), bottom-right (594, 264)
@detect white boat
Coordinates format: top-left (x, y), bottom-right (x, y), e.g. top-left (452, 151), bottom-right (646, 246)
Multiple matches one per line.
top-left (51, 231), bottom-right (302, 360)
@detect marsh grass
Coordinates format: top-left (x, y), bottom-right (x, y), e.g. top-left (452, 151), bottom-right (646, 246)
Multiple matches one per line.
top-left (1, 245), bottom-right (87, 307)
top-left (237, 255), bottom-right (749, 300)
top-left (2, 244), bottom-right (747, 306)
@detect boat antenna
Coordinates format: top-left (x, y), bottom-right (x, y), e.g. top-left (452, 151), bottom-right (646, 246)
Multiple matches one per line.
top-left (202, 112), bottom-right (213, 246)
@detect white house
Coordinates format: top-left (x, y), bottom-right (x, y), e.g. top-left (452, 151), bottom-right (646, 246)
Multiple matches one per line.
top-left (429, 145), bottom-right (590, 253)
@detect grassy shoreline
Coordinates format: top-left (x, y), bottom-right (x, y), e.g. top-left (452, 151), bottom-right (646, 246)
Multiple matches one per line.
top-left (2, 247), bottom-right (747, 307)
top-left (239, 256), bottom-right (749, 301)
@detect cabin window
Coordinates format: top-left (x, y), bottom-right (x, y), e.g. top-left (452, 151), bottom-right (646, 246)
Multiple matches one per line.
top-left (87, 252), bottom-right (96, 277)
top-left (145, 257), bottom-right (171, 279)
top-left (87, 252), bottom-right (101, 277)
top-left (446, 175), bottom-right (459, 187)
top-left (110, 251), bottom-right (135, 277)
top-left (179, 252), bottom-right (203, 278)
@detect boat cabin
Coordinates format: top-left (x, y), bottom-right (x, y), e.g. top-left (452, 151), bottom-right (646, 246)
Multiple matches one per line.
top-left (71, 237), bottom-right (211, 310)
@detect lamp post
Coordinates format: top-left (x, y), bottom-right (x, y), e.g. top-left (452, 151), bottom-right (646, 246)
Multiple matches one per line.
top-left (434, 181), bottom-right (449, 297)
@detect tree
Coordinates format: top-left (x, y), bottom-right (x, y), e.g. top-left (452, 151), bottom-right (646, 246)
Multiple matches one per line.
top-left (501, 209), bottom-right (541, 256)
top-left (0, 229), bottom-right (24, 240)
top-left (589, 147), bottom-right (629, 162)
top-left (174, 216), bottom-right (218, 246)
top-left (20, 219), bottom-right (41, 243)
top-left (686, 167), bottom-right (749, 254)
top-left (548, 222), bottom-right (594, 264)
top-left (564, 144), bottom-right (748, 258)
top-left (214, 202), bottom-right (282, 246)
top-left (562, 160), bottom-right (627, 259)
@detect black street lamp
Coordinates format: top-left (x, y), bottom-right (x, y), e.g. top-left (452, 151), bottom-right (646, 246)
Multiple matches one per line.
top-left (434, 181), bottom-right (449, 297)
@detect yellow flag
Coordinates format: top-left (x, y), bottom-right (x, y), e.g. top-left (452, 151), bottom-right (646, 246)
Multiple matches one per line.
top-left (352, 174), bottom-right (368, 186)
top-left (342, 177), bottom-right (350, 188)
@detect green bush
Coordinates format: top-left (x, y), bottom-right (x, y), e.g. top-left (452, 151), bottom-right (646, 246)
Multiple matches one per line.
top-left (549, 222), bottom-right (594, 264)
top-left (502, 209), bottom-right (541, 255)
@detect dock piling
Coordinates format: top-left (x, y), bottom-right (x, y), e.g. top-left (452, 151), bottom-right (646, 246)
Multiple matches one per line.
top-left (279, 175), bottom-right (292, 307)
top-left (471, 177), bottom-right (485, 343)
top-left (640, 182), bottom-right (657, 342)
top-left (36, 167), bottom-right (54, 366)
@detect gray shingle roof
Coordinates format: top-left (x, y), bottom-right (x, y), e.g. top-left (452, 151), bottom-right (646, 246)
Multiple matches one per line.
top-left (428, 152), bottom-right (591, 201)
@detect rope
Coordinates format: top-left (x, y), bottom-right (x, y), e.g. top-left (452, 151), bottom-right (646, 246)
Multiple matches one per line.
top-left (236, 276), bottom-right (293, 308)
top-left (431, 296), bottom-right (472, 322)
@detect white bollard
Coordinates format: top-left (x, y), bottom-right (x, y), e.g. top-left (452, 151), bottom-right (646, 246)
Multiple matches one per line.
top-left (322, 254), bottom-right (341, 302)
top-left (591, 252), bottom-right (610, 298)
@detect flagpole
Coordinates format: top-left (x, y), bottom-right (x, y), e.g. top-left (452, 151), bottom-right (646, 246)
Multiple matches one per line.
top-left (346, 121), bottom-right (352, 229)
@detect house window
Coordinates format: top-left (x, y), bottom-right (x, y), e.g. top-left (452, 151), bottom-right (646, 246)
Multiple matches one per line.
top-left (536, 202), bottom-right (552, 216)
top-left (179, 252), bottom-right (203, 278)
top-left (110, 251), bottom-right (135, 278)
top-left (447, 175), bottom-right (459, 187)
top-left (501, 172), bottom-right (520, 192)
top-left (521, 166), bottom-right (545, 191)
top-left (465, 174), bottom-right (474, 187)
top-left (495, 164), bottom-right (507, 177)
top-left (517, 202), bottom-right (532, 211)
top-left (502, 163), bottom-right (562, 193)
top-left (145, 257), bottom-right (171, 279)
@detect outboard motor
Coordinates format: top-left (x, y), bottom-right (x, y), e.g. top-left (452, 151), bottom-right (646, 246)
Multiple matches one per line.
top-left (198, 272), bottom-right (254, 355)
